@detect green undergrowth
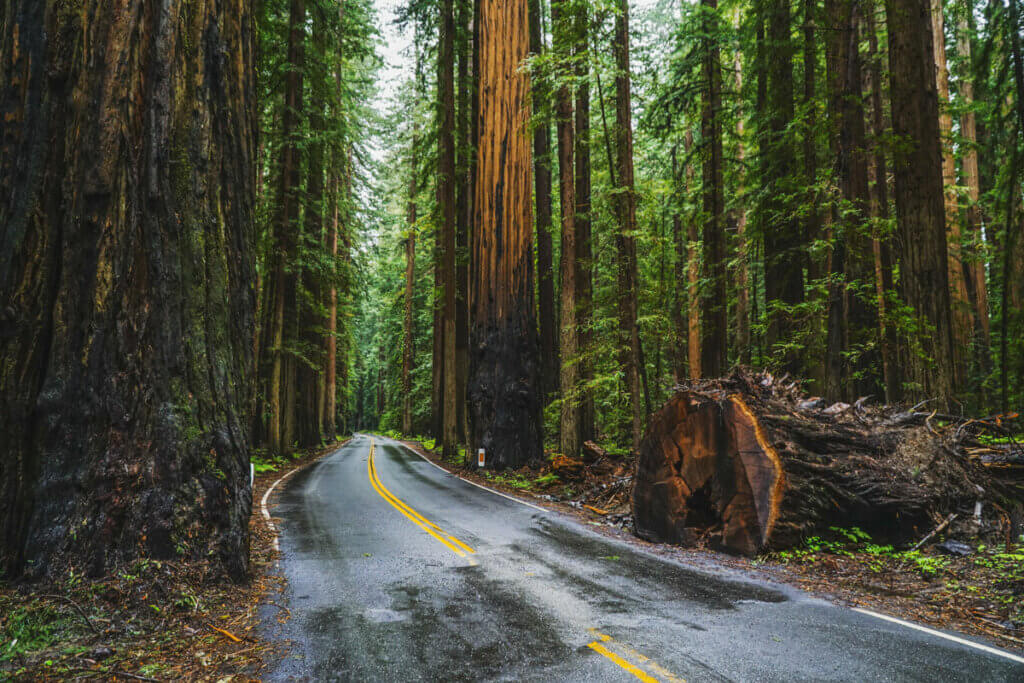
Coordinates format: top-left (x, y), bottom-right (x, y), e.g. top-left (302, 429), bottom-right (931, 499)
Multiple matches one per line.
top-left (767, 526), bottom-right (1024, 625)
top-left (251, 434), bottom-right (349, 474)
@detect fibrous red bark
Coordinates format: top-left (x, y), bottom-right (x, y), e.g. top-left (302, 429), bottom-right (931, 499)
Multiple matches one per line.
top-left (0, 0), bottom-right (257, 579)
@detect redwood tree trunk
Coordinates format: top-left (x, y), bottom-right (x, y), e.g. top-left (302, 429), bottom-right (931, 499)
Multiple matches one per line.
top-left (885, 0), bottom-right (958, 404)
top-left (528, 0), bottom-right (559, 400)
top-left (468, 0), bottom-right (543, 468)
top-left (403, 129), bottom-right (418, 436)
top-left (439, 0), bottom-right (459, 458)
top-left (575, 4), bottom-right (596, 443)
top-left (553, 0), bottom-right (579, 458)
top-left (0, 0), bottom-right (257, 579)
top-left (701, 0), bottom-right (728, 378)
top-left (612, 0), bottom-right (647, 451)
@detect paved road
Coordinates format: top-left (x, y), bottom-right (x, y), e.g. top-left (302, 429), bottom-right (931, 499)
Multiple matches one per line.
top-left (260, 434), bottom-right (1024, 681)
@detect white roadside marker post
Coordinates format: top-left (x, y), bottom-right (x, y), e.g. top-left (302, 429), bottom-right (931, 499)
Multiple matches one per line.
top-left (478, 449), bottom-right (486, 468)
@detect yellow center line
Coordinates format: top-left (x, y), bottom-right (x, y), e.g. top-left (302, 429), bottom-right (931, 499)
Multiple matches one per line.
top-left (587, 630), bottom-right (685, 683)
top-left (367, 439), bottom-right (476, 559)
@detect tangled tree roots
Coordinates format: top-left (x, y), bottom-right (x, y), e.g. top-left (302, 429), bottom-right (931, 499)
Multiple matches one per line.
top-left (632, 370), bottom-right (1024, 556)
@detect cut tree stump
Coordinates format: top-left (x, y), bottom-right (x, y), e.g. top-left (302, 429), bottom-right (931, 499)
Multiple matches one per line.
top-left (632, 371), bottom-right (1022, 556)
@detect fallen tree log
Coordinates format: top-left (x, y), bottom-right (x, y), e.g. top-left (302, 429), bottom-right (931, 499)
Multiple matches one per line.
top-left (632, 371), bottom-right (1023, 556)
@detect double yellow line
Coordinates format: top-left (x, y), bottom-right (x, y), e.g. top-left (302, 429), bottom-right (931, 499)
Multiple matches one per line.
top-left (587, 630), bottom-right (686, 683)
top-left (367, 439), bottom-right (477, 559)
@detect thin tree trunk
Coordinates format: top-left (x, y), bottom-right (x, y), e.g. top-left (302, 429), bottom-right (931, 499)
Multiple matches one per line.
top-left (575, 4), bottom-right (596, 443)
top-left (764, 0), bottom-right (803, 371)
top-left (439, 0), bottom-right (459, 457)
top-left (701, 0), bottom-right (728, 378)
top-left (932, 0), bottom-right (971, 384)
top-left (403, 127), bottom-right (418, 436)
top-left (732, 47), bottom-right (751, 365)
top-left (0, 0), bottom-right (257, 578)
top-left (824, 0), bottom-right (873, 401)
top-left (610, 0), bottom-right (647, 451)
top-left (529, 0), bottom-right (559, 400)
top-left (456, 0), bottom-right (472, 444)
top-left (804, 0), bottom-right (822, 287)
top-left (671, 145), bottom-right (688, 381)
top-left (865, 5), bottom-right (901, 403)
top-left (685, 129), bottom-right (702, 378)
top-left (269, 0), bottom-right (306, 454)
top-left (956, 13), bottom-right (992, 366)
top-left (885, 0), bottom-right (958, 405)
top-left (468, 0), bottom-right (543, 468)
top-left (551, 0), bottom-right (580, 457)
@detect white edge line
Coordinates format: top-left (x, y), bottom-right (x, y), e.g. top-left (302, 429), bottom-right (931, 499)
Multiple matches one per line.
top-left (260, 441), bottom-right (345, 551)
top-left (390, 434), bottom-right (1024, 668)
top-left (385, 437), bottom-right (549, 513)
top-left (853, 607), bottom-right (1024, 665)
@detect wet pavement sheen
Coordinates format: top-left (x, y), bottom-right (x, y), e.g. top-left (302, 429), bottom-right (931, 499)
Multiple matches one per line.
top-left (260, 435), bottom-right (1024, 682)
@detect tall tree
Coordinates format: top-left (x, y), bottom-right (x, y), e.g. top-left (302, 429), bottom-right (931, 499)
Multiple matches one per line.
top-left (865, 3), bottom-right (901, 403)
top-left (885, 0), bottom-right (959, 403)
top-left (439, 0), bottom-right (459, 457)
top-left (468, 0), bottom-right (543, 467)
top-left (700, 0), bottom-right (728, 377)
top-left (955, 9), bottom-right (991, 361)
top-left (732, 46), bottom-right (752, 365)
top-left (552, 0), bottom-right (580, 457)
top-left (575, 3), bottom-right (596, 442)
top-left (763, 0), bottom-right (804, 371)
top-left (0, 0), bottom-right (257, 578)
top-left (823, 0), bottom-right (873, 400)
top-left (611, 0), bottom-right (648, 450)
top-left (529, 0), bottom-right (560, 399)
top-left (403, 119), bottom-right (419, 435)
top-left (932, 0), bottom-right (971, 383)
top-left (267, 0), bottom-right (307, 454)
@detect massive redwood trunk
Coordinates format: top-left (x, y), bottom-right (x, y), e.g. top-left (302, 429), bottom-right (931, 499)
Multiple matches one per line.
top-left (0, 0), bottom-right (257, 579)
top-left (468, 0), bottom-right (543, 469)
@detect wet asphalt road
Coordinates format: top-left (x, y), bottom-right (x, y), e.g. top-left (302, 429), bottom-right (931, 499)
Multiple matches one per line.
top-left (260, 434), bottom-right (1024, 682)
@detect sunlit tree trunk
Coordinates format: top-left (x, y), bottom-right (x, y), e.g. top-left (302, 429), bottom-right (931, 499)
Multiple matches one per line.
top-left (403, 124), bottom-right (418, 436)
top-left (468, 0), bottom-right (543, 468)
top-left (955, 12), bottom-right (992, 369)
top-left (931, 0), bottom-right (971, 385)
top-left (685, 129), bottom-right (702, 378)
top-left (0, 0), bottom-right (257, 578)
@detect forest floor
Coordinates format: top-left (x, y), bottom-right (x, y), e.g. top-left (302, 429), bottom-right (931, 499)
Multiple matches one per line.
top-left (0, 441), bottom-right (343, 681)
top-left (396, 435), bottom-right (1024, 656)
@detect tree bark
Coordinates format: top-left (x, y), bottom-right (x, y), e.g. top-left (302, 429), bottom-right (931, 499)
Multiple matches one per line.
top-left (931, 0), bottom-right (971, 384)
top-left (551, 0), bottom-right (580, 458)
top-left (701, 0), bottom-right (728, 378)
top-left (671, 145), bottom-right (688, 382)
top-left (469, 0), bottom-right (543, 468)
top-left (764, 0), bottom-right (804, 372)
top-left (824, 0), bottom-right (874, 401)
top-left (403, 129), bottom-right (418, 436)
top-left (885, 0), bottom-right (958, 405)
top-left (732, 47), bottom-right (751, 365)
top-left (0, 0), bottom-right (257, 579)
top-left (955, 13), bottom-right (991, 365)
top-left (575, 4), bottom-right (596, 443)
top-left (529, 0), bottom-right (559, 400)
top-left (685, 130), bottom-right (702, 379)
top-left (612, 0), bottom-right (647, 451)
top-left (865, 6), bottom-right (901, 403)
top-left (439, 0), bottom-right (459, 457)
